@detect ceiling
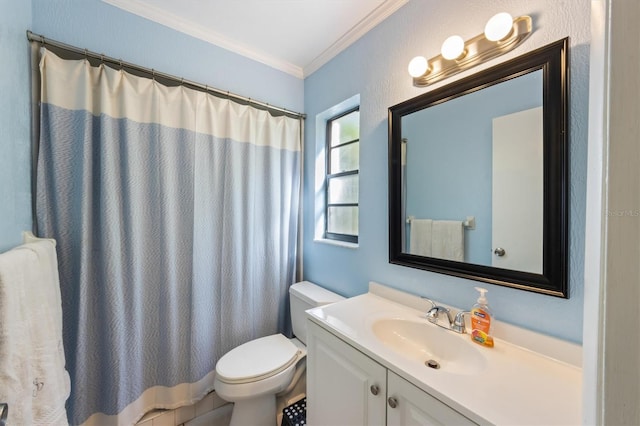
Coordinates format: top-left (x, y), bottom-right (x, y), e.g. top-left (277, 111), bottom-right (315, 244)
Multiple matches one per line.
top-left (102, 0), bottom-right (408, 78)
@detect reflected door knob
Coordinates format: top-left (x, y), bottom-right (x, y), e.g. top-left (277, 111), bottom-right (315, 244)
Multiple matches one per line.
top-left (493, 247), bottom-right (506, 257)
top-left (370, 385), bottom-right (379, 396)
top-left (387, 397), bottom-right (398, 408)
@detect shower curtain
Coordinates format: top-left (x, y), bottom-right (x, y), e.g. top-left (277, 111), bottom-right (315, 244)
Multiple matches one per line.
top-left (35, 49), bottom-right (301, 425)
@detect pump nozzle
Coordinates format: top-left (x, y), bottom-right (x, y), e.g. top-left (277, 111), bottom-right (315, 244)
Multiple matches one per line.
top-left (475, 287), bottom-right (488, 304)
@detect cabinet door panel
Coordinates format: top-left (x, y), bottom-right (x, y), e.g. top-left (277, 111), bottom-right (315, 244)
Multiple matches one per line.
top-left (307, 321), bottom-right (386, 426)
top-left (387, 372), bottom-right (476, 426)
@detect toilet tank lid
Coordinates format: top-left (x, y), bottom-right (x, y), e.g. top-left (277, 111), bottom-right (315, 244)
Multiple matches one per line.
top-left (289, 281), bottom-right (345, 306)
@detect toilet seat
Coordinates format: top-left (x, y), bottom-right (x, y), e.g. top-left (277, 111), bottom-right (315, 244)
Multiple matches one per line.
top-left (216, 334), bottom-right (301, 384)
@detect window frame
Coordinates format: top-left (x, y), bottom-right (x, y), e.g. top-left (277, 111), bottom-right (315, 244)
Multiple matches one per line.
top-left (324, 106), bottom-right (360, 243)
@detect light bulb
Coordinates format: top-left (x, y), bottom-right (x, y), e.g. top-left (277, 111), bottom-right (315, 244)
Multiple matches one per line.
top-left (441, 35), bottom-right (465, 60)
top-left (484, 12), bottom-right (514, 41)
top-left (408, 56), bottom-right (429, 78)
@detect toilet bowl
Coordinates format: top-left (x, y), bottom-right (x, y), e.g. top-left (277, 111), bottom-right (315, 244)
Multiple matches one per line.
top-left (213, 281), bottom-right (344, 426)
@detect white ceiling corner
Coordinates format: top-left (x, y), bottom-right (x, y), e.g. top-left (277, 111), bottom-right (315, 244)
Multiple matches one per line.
top-left (101, 0), bottom-right (408, 79)
top-left (303, 0), bottom-right (409, 76)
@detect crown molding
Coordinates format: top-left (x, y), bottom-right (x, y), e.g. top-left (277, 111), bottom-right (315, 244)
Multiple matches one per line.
top-left (101, 0), bottom-right (305, 78)
top-left (303, 0), bottom-right (409, 77)
top-left (102, 0), bottom-right (408, 79)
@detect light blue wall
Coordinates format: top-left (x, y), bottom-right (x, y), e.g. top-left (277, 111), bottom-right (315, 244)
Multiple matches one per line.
top-left (303, 0), bottom-right (590, 343)
top-left (0, 0), bottom-right (303, 251)
top-left (0, 0), bottom-right (33, 252)
top-left (404, 71), bottom-right (542, 265)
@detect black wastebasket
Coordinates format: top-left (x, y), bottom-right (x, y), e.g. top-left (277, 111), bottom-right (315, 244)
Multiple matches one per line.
top-left (281, 397), bottom-right (306, 426)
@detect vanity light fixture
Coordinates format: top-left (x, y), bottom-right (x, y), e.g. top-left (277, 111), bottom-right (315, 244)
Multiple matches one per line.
top-left (484, 12), bottom-right (515, 41)
top-left (409, 13), bottom-right (532, 87)
top-left (440, 35), bottom-right (466, 60)
top-left (407, 56), bottom-right (429, 78)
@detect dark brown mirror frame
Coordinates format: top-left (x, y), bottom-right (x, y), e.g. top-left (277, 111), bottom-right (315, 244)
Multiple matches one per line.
top-left (388, 38), bottom-right (569, 298)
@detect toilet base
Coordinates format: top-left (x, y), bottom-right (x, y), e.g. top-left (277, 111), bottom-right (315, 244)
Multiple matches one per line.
top-left (229, 394), bottom-right (276, 426)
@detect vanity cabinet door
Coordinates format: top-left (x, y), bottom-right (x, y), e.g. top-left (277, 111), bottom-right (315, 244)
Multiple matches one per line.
top-left (307, 321), bottom-right (386, 426)
top-left (386, 371), bottom-right (476, 426)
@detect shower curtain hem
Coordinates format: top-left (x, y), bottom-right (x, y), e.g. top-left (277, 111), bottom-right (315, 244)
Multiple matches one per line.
top-left (79, 370), bottom-right (216, 426)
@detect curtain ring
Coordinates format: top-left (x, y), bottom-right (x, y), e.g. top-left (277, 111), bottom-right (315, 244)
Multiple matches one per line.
top-left (119, 59), bottom-right (123, 70)
top-left (151, 69), bottom-right (155, 81)
top-left (84, 49), bottom-right (88, 61)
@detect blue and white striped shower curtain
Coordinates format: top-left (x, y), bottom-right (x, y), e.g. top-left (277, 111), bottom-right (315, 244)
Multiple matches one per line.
top-left (35, 49), bottom-right (301, 425)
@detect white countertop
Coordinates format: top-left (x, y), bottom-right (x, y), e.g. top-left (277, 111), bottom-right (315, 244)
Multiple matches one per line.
top-left (306, 291), bottom-right (582, 426)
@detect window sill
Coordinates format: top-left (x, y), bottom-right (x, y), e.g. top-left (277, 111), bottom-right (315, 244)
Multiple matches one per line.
top-left (314, 238), bottom-right (359, 249)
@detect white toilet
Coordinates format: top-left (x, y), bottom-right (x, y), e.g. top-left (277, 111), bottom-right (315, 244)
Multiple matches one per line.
top-left (213, 281), bottom-right (344, 426)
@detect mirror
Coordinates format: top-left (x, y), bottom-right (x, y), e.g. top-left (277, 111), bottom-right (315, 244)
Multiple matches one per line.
top-left (388, 38), bottom-right (568, 297)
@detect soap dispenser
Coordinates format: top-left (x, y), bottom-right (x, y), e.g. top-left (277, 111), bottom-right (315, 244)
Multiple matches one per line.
top-left (470, 287), bottom-right (494, 347)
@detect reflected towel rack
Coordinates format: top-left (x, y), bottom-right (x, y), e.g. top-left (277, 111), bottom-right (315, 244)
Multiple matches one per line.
top-left (406, 215), bottom-right (476, 230)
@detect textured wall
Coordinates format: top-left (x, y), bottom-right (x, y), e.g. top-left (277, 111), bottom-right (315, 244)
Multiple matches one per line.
top-left (303, 0), bottom-right (590, 343)
top-left (0, 0), bottom-right (33, 251)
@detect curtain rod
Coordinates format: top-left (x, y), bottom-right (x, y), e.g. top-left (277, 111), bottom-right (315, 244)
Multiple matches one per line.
top-left (26, 30), bottom-right (306, 120)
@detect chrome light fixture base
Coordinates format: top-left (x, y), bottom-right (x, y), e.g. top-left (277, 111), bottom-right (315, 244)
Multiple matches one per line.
top-left (412, 16), bottom-right (532, 87)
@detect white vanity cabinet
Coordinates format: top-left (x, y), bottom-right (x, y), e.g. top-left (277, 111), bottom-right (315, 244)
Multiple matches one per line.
top-left (307, 320), bottom-right (476, 426)
top-left (386, 371), bottom-right (475, 426)
top-left (306, 320), bottom-right (386, 425)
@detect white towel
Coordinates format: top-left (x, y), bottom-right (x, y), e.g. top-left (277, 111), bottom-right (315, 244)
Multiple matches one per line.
top-left (432, 220), bottom-right (464, 261)
top-left (0, 239), bottom-right (70, 426)
top-left (409, 219), bottom-right (433, 256)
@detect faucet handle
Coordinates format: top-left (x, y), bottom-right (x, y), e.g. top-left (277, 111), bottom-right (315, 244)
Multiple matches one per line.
top-left (420, 296), bottom-right (437, 310)
top-left (426, 306), bottom-right (453, 325)
top-left (452, 311), bottom-right (470, 334)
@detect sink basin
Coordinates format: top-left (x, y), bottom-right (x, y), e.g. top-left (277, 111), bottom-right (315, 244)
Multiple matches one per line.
top-left (371, 318), bottom-right (487, 375)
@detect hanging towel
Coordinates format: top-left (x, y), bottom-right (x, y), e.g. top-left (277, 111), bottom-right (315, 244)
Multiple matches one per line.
top-left (409, 219), bottom-right (433, 256)
top-left (0, 238), bottom-right (70, 426)
top-left (432, 220), bottom-right (464, 261)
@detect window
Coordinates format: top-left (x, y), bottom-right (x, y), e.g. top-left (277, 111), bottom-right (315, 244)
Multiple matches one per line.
top-left (324, 107), bottom-right (359, 243)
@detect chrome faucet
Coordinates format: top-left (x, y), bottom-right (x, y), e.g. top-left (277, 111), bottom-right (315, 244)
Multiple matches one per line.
top-left (426, 305), bottom-right (453, 326)
top-left (421, 297), bottom-right (468, 334)
top-left (452, 311), bottom-right (470, 334)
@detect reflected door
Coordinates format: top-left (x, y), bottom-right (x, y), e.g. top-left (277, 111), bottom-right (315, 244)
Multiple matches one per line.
top-left (492, 107), bottom-right (543, 272)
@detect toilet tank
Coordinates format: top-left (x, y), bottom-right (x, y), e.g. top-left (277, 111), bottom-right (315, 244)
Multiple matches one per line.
top-left (289, 281), bottom-right (344, 344)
